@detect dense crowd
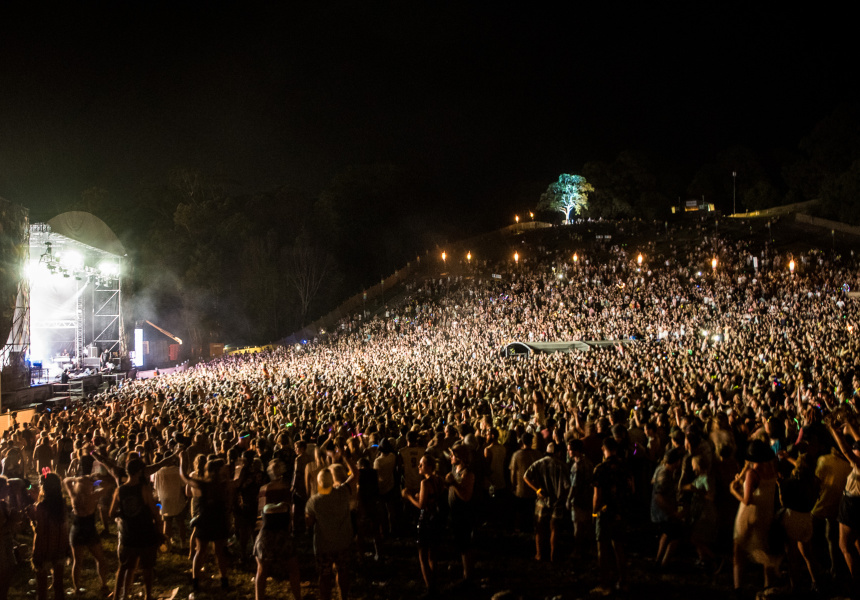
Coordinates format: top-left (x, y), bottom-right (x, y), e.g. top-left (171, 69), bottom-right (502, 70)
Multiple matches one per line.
top-left (2, 219), bottom-right (860, 600)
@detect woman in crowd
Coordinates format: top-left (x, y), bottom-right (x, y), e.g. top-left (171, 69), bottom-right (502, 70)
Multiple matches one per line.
top-left (447, 443), bottom-right (476, 585)
top-left (29, 472), bottom-right (68, 600)
top-left (253, 458), bottom-right (301, 600)
top-left (179, 452), bottom-right (231, 592)
top-left (403, 454), bottom-right (444, 596)
top-left (731, 440), bottom-right (781, 594)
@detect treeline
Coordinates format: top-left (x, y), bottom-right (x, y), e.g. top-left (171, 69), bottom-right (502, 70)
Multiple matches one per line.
top-left (67, 165), bottom-right (444, 350)
top-left (562, 104), bottom-right (860, 223)
top-left (59, 104), bottom-right (860, 348)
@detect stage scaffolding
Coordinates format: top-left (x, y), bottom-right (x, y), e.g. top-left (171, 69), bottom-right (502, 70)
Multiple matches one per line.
top-left (29, 221), bottom-right (125, 371)
top-left (0, 198), bottom-right (30, 397)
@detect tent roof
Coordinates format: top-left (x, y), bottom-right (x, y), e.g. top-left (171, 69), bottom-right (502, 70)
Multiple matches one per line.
top-left (45, 211), bottom-right (125, 257)
top-left (503, 340), bottom-right (632, 355)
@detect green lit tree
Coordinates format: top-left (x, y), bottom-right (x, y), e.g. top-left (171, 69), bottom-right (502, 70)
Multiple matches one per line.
top-left (537, 174), bottom-right (593, 221)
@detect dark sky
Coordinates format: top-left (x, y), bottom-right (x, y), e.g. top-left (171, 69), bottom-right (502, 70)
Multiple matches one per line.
top-left (0, 3), bottom-right (854, 225)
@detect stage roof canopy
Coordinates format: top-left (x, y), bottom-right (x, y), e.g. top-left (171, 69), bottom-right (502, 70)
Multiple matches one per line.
top-left (44, 211), bottom-right (125, 257)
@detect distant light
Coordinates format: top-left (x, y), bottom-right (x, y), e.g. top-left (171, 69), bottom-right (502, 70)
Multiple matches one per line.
top-left (637, 253), bottom-right (643, 265)
top-left (466, 251), bottom-right (471, 261)
top-left (789, 259), bottom-right (795, 273)
top-left (441, 251), bottom-right (446, 262)
top-left (515, 215), bottom-right (519, 223)
top-left (711, 257), bottom-right (718, 270)
top-left (133, 328), bottom-right (144, 367)
top-left (514, 252), bottom-right (519, 264)
top-left (573, 253), bottom-right (578, 263)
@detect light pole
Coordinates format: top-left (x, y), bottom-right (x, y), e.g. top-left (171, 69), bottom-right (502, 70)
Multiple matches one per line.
top-left (732, 171), bottom-right (737, 215)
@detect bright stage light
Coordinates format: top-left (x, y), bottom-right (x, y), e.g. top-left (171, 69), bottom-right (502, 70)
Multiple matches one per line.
top-left (99, 261), bottom-right (119, 276)
top-left (60, 250), bottom-right (84, 269)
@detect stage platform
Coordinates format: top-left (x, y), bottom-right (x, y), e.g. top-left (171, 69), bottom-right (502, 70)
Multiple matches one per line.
top-left (1, 371), bottom-right (126, 413)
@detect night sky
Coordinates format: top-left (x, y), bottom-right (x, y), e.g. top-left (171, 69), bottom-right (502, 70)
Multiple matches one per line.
top-left (0, 4), bottom-right (854, 227)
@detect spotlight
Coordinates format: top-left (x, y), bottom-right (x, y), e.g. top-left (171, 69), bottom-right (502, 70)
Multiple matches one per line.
top-left (61, 250), bottom-right (84, 269)
top-left (99, 261), bottom-right (119, 276)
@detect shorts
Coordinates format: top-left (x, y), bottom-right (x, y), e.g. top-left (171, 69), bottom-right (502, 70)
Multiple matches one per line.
top-left (534, 500), bottom-right (566, 527)
top-left (315, 548), bottom-right (351, 578)
top-left (655, 520), bottom-right (683, 540)
top-left (162, 502), bottom-right (189, 522)
top-left (254, 529), bottom-right (295, 566)
top-left (70, 514), bottom-right (100, 547)
top-left (595, 513), bottom-right (628, 543)
top-left (838, 494), bottom-right (860, 531)
top-left (118, 543), bottom-right (157, 570)
top-left (784, 509), bottom-right (813, 544)
top-left (416, 510), bottom-right (441, 549)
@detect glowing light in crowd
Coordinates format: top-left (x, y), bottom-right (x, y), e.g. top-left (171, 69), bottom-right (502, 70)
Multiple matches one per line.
top-left (573, 253), bottom-right (578, 263)
top-left (711, 257), bottom-right (718, 270)
top-left (515, 215), bottom-right (519, 223)
top-left (637, 253), bottom-right (643, 265)
top-left (441, 252), bottom-right (446, 263)
top-left (789, 259), bottom-right (795, 273)
top-left (514, 252), bottom-right (519, 264)
top-left (466, 251), bottom-right (471, 262)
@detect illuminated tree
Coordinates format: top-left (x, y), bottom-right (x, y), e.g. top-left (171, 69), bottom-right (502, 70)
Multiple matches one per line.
top-left (537, 174), bottom-right (593, 221)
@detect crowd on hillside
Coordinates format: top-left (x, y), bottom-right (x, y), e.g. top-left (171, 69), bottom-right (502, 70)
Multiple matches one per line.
top-left (2, 219), bottom-right (860, 600)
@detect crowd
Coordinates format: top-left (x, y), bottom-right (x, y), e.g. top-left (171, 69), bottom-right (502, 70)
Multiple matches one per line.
top-left (1, 218), bottom-right (860, 600)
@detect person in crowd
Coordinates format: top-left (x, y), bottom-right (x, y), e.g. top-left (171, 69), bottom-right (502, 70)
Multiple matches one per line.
top-left (592, 437), bottom-right (634, 595)
top-left (510, 432), bottom-right (540, 533)
top-left (651, 447), bottom-right (683, 569)
top-left (0, 476), bottom-right (21, 600)
top-left (152, 449), bottom-right (187, 553)
top-left (447, 443), bottom-right (476, 585)
top-left (254, 459), bottom-right (301, 600)
top-left (731, 439), bottom-right (781, 595)
top-left (403, 454), bottom-right (444, 596)
top-left (306, 467), bottom-right (354, 600)
top-left (826, 416), bottom-right (860, 594)
top-left (111, 458), bottom-right (162, 600)
top-left (29, 472), bottom-right (69, 600)
top-left (567, 438), bottom-right (594, 559)
top-left (523, 442), bottom-right (570, 562)
top-left (179, 452), bottom-right (231, 592)
top-left (63, 455), bottom-right (109, 594)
